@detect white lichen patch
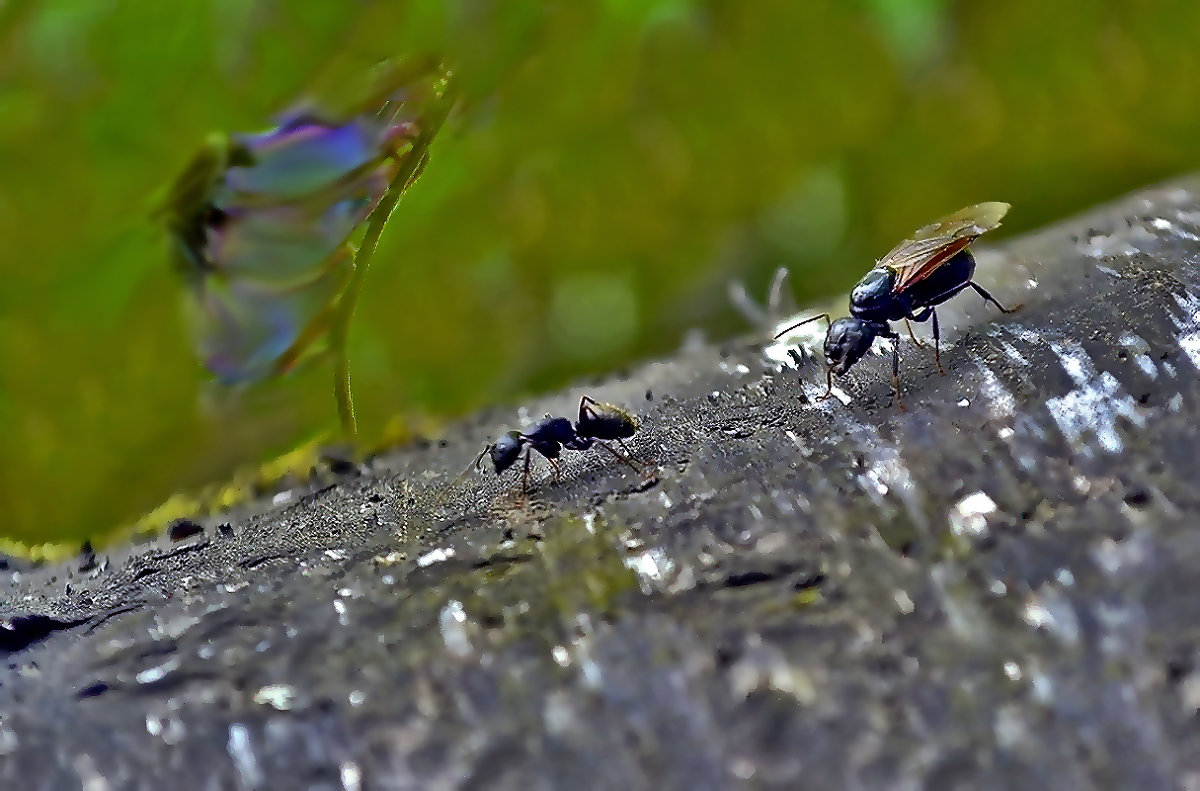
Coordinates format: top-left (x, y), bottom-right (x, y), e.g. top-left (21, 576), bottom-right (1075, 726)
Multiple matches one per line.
top-left (1022, 586), bottom-right (1080, 645)
top-left (623, 547), bottom-right (675, 594)
top-left (1151, 213), bottom-right (1200, 242)
top-left (1117, 332), bottom-right (1158, 379)
top-left (974, 363), bottom-right (1017, 419)
top-left (1044, 340), bottom-right (1145, 456)
top-left (252, 683), bottom-right (297, 711)
top-left (948, 491), bottom-right (997, 538)
top-left (1170, 291), bottom-right (1200, 372)
top-left (845, 422), bottom-right (924, 528)
top-left (992, 333), bottom-right (1031, 366)
top-left (438, 599), bottom-right (472, 658)
top-left (416, 546), bottom-right (456, 567)
top-left (1080, 223), bottom-right (1157, 259)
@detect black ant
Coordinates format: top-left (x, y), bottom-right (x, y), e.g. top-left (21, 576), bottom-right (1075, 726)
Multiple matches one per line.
top-left (775, 202), bottom-right (1019, 406)
top-left (474, 395), bottom-right (641, 494)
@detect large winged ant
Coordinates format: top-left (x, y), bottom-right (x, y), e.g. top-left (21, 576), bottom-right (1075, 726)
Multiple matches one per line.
top-left (775, 202), bottom-right (1019, 405)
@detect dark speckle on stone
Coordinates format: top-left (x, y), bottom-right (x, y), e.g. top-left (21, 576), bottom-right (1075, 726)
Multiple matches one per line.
top-left (794, 572), bottom-right (825, 590)
top-left (1165, 651), bottom-right (1193, 683)
top-left (319, 449), bottom-right (358, 475)
top-left (216, 522), bottom-right (234, 537)
top-left (0, 614), bottom-right (85, 654)
top-left (167, 519), bottom-right (204, 542)
top-left (76, 681), bottom-right (110, 699)
top-left (1123, 488), bottom-right (1151, 508)
top-left (130, 567), bottom-right (160, 583)
top-left (724, 570), bottom-right (776, 587)
top-left (77, 542), bottom-right (97, 572)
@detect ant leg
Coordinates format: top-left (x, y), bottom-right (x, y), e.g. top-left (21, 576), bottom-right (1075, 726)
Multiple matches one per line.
top-left (549, 458), bottom-right (562, 483)
top-left (596, 441), bottom-right (644, 473)
top-left (906, 307), bottom-right (941, 374)
top-left (620, 439), bottom-right (656, 474)
top-left (904, 319), bottom-right (927, 348)
top-left (884, 331), bottom-right (905, 410)
top-left (969, 281), bottom-right (1021, 313)
top-left (817, 366), bottom-right (835, 400)
top-left (931, 308), bottom-right (944, 375)
top-left (578, 394), bottom-right (598, 423)
top-left (520, 449), bottom-right (532, 495)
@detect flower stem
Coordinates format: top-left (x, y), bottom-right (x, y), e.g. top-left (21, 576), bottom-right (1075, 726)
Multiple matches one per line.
top-left (331, 82), bottom-right (456, 443)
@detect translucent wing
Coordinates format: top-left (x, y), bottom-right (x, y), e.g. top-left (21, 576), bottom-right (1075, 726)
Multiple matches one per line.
top-left (163, 58), bottom-right (452, 385)
top-left (168, 122), bottom-right (394, 382)
top-left (189, 246), bottom-right (352, 383)
top-left (883, 202), bottom-right (1010, 293)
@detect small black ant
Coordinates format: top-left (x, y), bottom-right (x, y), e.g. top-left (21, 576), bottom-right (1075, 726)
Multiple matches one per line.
top-left (475, 395), bottom-right (641, 493)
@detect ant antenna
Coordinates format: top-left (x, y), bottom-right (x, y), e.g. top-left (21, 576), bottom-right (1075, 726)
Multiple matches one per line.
top-left (473, 443), bottom-right (493, 471)
top-left (774, 312), bottom-right (831, 340)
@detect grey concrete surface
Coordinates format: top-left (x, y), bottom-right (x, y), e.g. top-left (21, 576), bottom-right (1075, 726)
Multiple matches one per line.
top-left (5, 178), bottom-right (1200, 789)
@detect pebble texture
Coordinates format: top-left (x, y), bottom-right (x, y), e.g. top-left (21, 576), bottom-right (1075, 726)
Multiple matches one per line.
top-left (4, 179), bottom-right (1200, 789)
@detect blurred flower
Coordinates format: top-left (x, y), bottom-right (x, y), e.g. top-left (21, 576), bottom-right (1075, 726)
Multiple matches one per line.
top-left (162, 64), bottom-right (442, 383)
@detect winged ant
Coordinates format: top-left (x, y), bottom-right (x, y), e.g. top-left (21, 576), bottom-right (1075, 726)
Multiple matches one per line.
top-left (774, 202), bottom-right (1019, 406)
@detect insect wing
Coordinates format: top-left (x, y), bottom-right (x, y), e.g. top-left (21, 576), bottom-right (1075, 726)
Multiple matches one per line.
top-left (165, 57), bottom-right (453, 385)
top-left (885, 202), bottom-right (1010, 292)
top-left (223, 119), bottom-right (385, 202)
top-left (189, 246), bottom-right (351, 383)
top-left (206, 183), bottom-right (382, 289)
top-left (174, 120), bottom-right (393, 381)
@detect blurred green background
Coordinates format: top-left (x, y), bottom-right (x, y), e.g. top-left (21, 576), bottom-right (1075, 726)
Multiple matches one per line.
top-left (2, 0), bottom-right (1198, 551)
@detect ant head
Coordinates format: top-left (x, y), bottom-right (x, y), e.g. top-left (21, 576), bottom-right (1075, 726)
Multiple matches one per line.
top-left (477, 430), bottom-right (524, 474)
top-left (825, 317), bottom-right (877, 375)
